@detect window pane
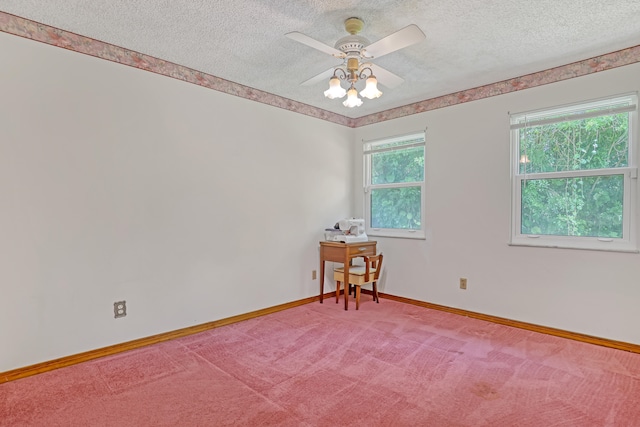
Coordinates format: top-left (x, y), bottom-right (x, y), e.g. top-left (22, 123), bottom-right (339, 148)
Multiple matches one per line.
top-left (371, 187), bottom-right (421, 229)
top-left (521, 175), bottom-right (623, 238)
top-left (371, 146), bottom-right (424, 185)
top-left (519, 113), bottom-right (629, 174)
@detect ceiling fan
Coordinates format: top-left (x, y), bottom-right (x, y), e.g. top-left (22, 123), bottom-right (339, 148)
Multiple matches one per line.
top-left (285, 18), bottom-right (426, 107)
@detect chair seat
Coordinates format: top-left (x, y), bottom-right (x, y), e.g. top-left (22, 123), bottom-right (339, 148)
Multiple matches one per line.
top-left (334, 267), bottom-right (378, 286)
top-left (334, 266), bottom-right (377, 275)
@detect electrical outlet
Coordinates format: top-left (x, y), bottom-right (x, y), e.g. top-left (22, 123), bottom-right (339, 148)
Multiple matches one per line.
top-left (459, 278), bottom-right (467, 290)
top-left (312, 270), bottom-right (317, 280)
top-left (114, 300), bottom-right (127, 318)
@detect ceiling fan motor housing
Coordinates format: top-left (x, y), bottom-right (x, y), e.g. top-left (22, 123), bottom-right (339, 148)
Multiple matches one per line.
top-left (335, 18), bottom-right (371, 81)
top-left (334, 35), bottom-right (369, 55)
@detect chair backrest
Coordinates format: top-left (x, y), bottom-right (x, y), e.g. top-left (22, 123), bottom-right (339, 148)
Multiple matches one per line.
top-left (363, 253), bottom-right (383, 283)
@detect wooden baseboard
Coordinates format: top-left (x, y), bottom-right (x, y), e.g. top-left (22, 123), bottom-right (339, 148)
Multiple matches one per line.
top-left (379, 293), bottom-right (640, 354)
top-left (0, 294), bottom-right (327, 384)
top-left (4, 290), bottom-right (638, 383)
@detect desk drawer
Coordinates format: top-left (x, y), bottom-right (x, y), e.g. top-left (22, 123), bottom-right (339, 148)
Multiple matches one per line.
top-left (322, 246), bottom-right (346, 261)
top-left (347, 242), bottom-right (376, 257)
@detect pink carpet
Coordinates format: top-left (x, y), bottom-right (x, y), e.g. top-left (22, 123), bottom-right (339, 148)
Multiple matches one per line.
top-left (2, 298), bottom-right (640, 426)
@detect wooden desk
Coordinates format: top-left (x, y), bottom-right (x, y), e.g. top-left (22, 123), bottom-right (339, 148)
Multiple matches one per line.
top-left (319, 240), bottom-right (377, 310)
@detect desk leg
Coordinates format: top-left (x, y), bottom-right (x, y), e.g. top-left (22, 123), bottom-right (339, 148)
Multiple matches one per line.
top-left (319, 259), bottom-right (325, 303)
top-left (343, 253), bottom-right (349, 310)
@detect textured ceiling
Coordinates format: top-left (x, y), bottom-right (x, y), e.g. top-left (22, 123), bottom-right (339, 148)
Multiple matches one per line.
top-left (2, 0), bottom-right (640, 119)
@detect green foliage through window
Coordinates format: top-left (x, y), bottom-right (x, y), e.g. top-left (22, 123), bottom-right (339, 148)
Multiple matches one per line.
top-left (371, 187), bottom-right (422, 229)
top-left (521, 175), bottom-right (624, 237)
top-left (519, 114), bottom-right (628, 174)
top-left (364, 133), bottom-right (425, 237)
top-left (372, 146), bottom-right (424, 185)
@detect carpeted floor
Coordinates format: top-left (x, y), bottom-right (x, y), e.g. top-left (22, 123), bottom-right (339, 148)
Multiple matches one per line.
top-left (2, 297), bottom-right (640, 426)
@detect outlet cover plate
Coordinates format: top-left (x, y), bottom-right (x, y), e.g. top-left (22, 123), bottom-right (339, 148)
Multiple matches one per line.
top-left (114, 300), bottom-right (127, 318)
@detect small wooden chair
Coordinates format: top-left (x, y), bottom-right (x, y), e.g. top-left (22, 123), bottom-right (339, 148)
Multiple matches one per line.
top-left (333, 254), bottom-right (383, 310)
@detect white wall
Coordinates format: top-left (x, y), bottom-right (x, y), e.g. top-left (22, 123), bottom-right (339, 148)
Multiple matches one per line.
top-left (0, 32), bottom-right (354, 372)
top-left (354, 62), bottom-right (640, 345)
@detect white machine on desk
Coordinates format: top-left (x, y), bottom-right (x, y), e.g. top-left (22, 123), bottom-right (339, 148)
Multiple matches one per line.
top-left (325, 218), bottom-right (368, 243)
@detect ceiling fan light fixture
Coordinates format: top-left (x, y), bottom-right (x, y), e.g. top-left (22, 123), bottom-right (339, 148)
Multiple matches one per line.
top-left (324, 76), bottom-right (346, 99)
top-left (359, 75), bottom-right (382, 99)
top-left (343, 86), bottom-right (363, 108)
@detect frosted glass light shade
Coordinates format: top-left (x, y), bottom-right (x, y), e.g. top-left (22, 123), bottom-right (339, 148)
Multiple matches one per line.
top-left (324, 77), bottom-right (346, 99)
top-left (359, 76), bottom-right (382, 99)
top-left (343, 87), bottom-right (363, 107)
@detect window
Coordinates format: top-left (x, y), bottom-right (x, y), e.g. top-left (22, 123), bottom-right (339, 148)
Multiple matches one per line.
top-left (363, 131), bottom-right (426, 239)
top-left (510, 94), bottom-right (638, 252)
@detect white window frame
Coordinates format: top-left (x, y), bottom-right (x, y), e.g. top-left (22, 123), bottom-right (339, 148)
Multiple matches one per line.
top-left (363, 131), bottom-right (426, 239)
top-left (509, 94), bottom-right (638, 252)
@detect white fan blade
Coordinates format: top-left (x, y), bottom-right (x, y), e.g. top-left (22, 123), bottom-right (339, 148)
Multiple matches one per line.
top-left (364, 24), bottom-right (425, 59)
top-left (300, 67), bottom-right (339, 86)
top-left (285, 32), bottom-right (345, 58)
top-left (369, 64), bottom-right (404, 89)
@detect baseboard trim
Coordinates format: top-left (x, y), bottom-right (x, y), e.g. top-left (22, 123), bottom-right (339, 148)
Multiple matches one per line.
top-left (4, 290), bottom-right (638, 383)
top-left (0, 294), bottom-right (327, 384)
top-left (379, 293), bottom-right (640, 354)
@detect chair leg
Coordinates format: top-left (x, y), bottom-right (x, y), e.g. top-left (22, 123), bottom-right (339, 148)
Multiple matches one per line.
top-left (355, 285), bottom-right (361, 310)
top-left (336, 281), bottom-right (341, 303)
top-left (372, 282), bottom-right (379, 303)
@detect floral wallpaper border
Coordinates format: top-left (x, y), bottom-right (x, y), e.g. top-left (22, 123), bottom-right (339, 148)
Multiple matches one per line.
top-left (1, 11), bottom-right (639, 129)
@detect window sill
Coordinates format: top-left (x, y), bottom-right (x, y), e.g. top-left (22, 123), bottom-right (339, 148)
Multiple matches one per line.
top-left (368, 229), bottom-right (426, 240)
top-left (509, 238), bottom-right (639, 253)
